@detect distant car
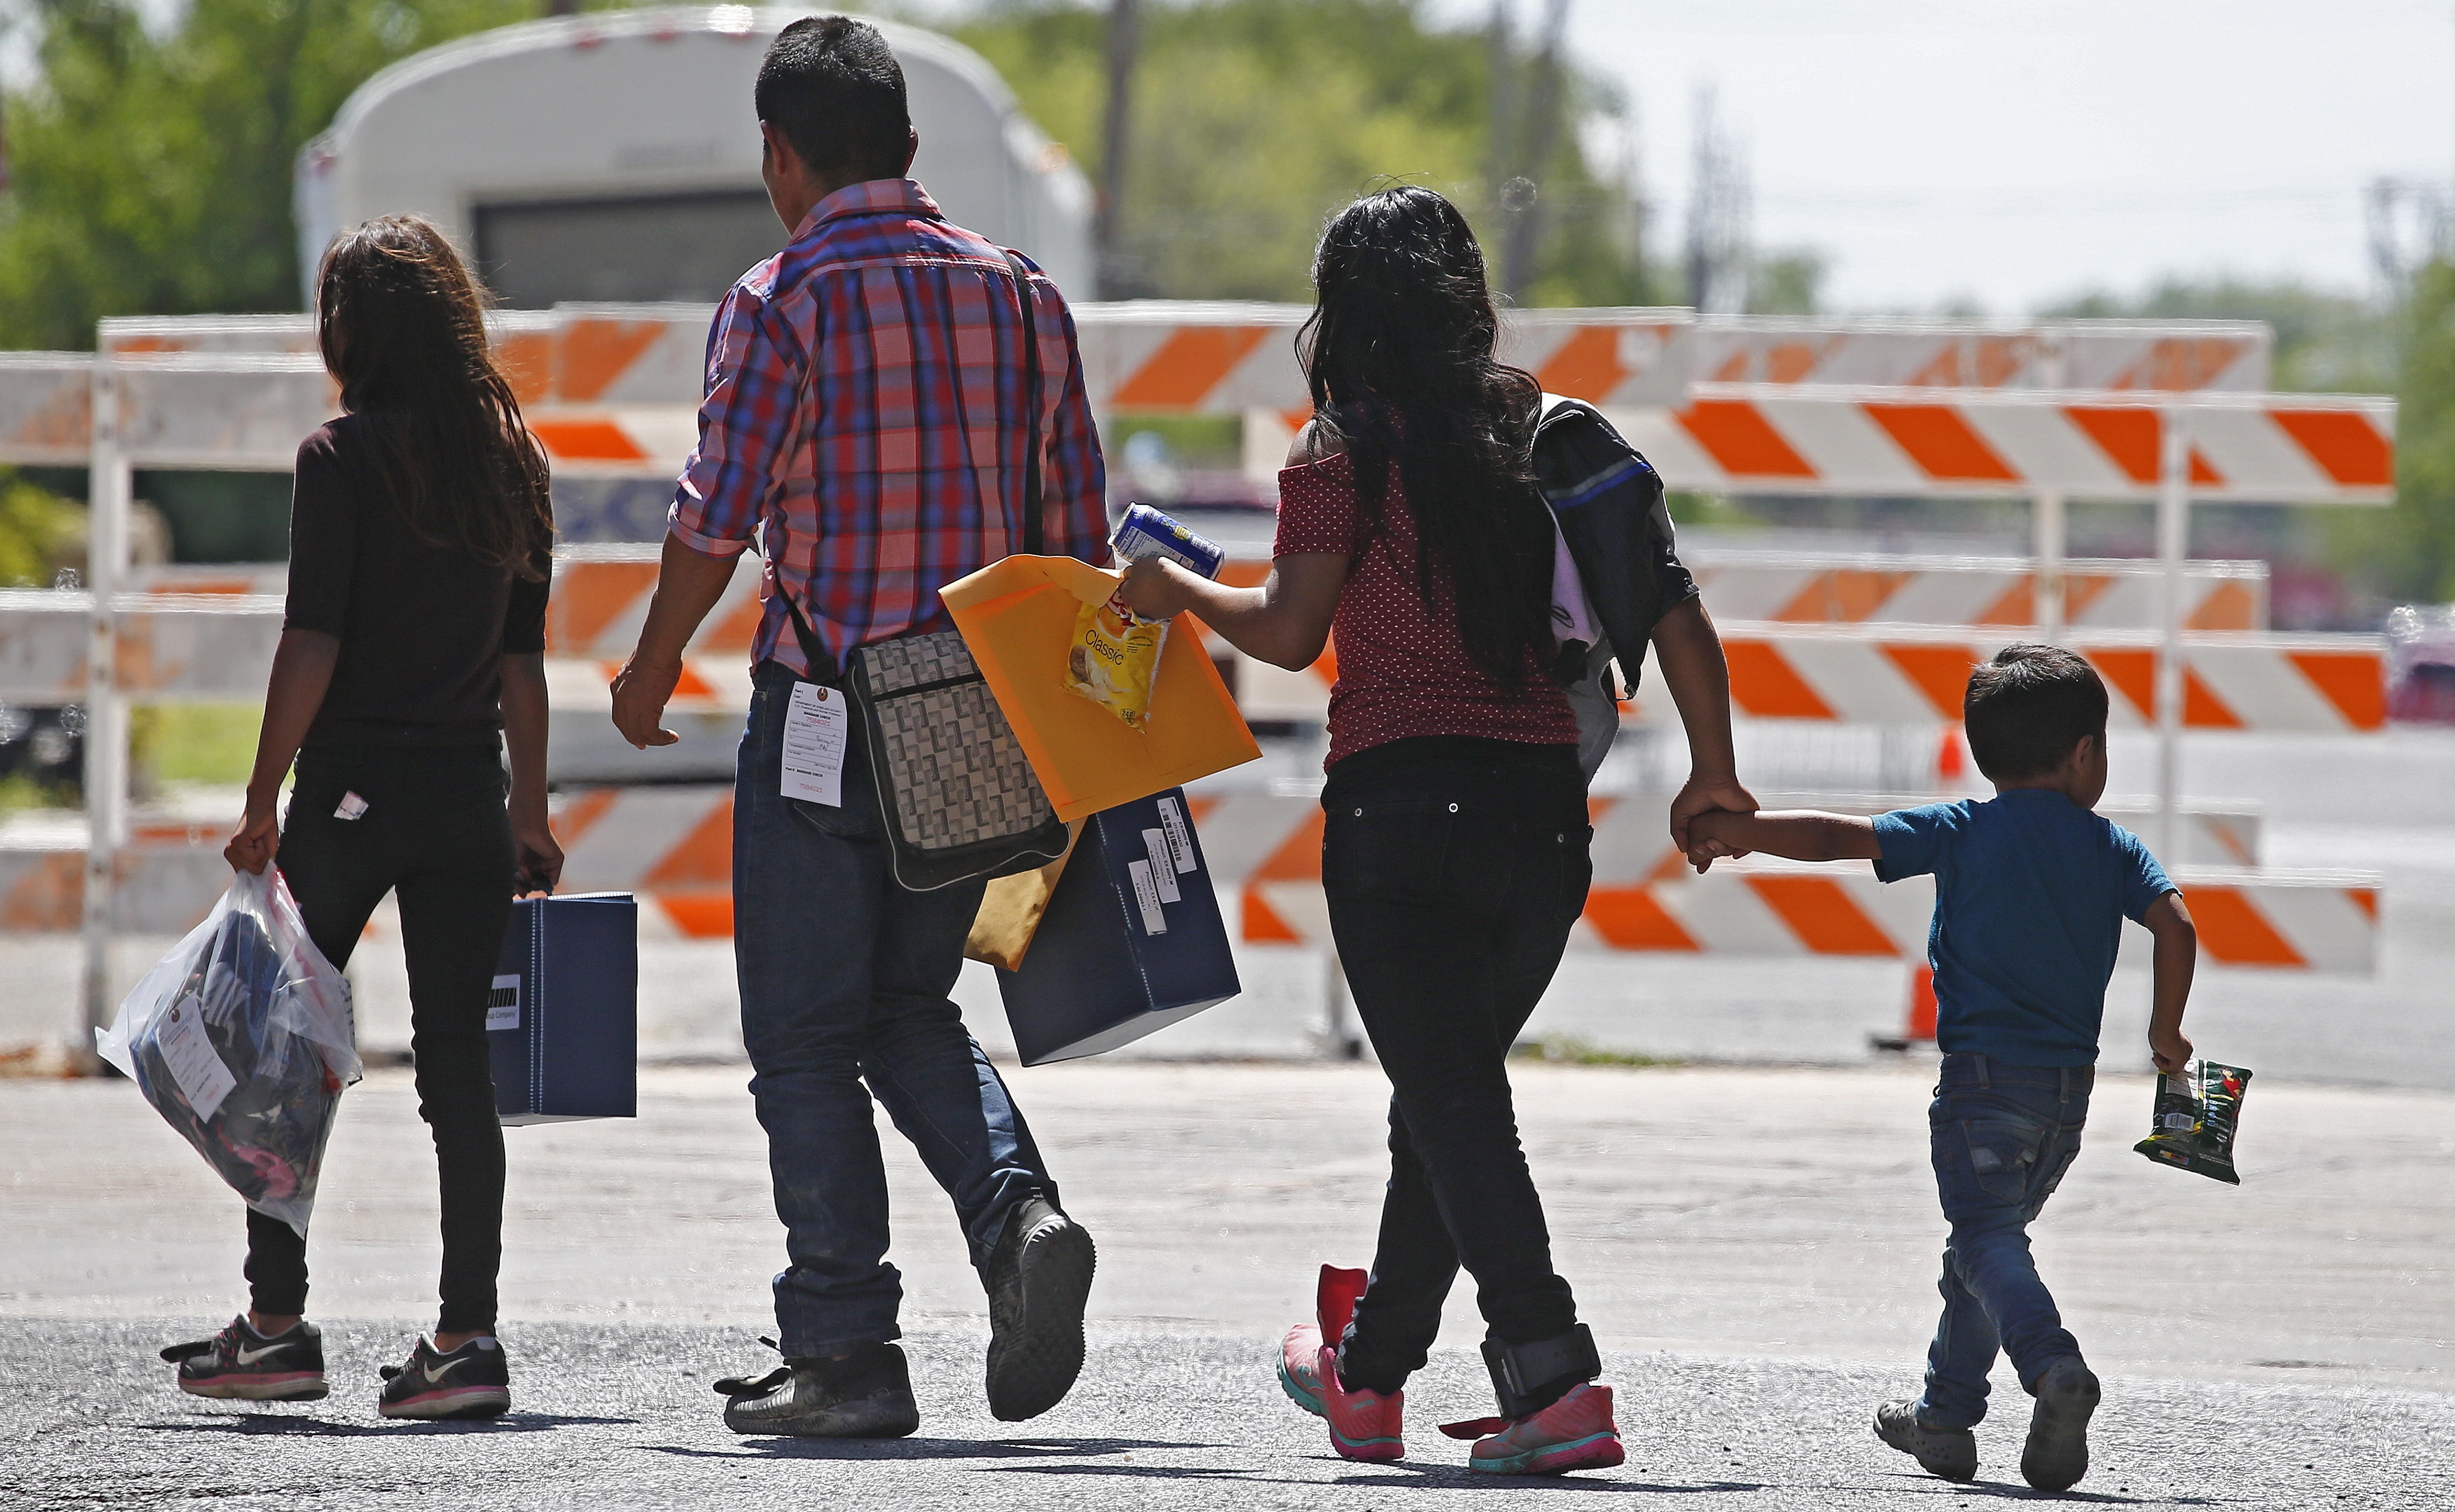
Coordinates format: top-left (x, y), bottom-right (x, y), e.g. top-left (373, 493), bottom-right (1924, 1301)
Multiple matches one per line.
top-left (2386, 604), bottom-right (2455, 724)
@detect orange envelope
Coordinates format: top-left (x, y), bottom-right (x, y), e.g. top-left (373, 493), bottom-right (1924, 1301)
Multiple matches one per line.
top-left (940, 555), bottom-right (1261, 824)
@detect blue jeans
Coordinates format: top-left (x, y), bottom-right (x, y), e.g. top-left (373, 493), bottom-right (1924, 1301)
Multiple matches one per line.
top-left (734, 661), bottom-right (1056, 1359)
top-left (1917, 1053), bottom-right (2092, 1429)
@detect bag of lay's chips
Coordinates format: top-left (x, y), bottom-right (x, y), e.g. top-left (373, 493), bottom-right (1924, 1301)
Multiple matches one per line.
top-left (2134, 1059), bottom-right (2251, 1185)
top-left (1066, 594), bottom-right (1168, 730)
top-left (1065, 506), bottom-right (1228, 731)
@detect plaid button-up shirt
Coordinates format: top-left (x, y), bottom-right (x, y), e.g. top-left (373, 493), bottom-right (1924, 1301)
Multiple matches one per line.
top-left (669, 178), bottom-right (1108, 677)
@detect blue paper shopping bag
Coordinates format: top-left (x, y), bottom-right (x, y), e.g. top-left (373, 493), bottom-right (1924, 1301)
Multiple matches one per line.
top-left (994, 789), bottom-right (1240, 1064)
top-left (488, 892), bottom-right (638, 1124)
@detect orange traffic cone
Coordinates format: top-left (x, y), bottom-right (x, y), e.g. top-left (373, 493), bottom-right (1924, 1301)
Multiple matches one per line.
top-left (1871, 966), bottom-right (1938, 1052)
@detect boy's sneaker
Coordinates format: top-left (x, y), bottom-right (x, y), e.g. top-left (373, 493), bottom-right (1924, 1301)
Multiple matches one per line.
top-left (2021, 1358), bottom-right (2101, 1493)
top-left (1278, 1264), bottom-right (1403, 1462)
top-left (162, 1317), bottom-right (327, 1402)
top-left (1441, 1381), bottom-right (1625, 1476)
top-left (983, 1196), bottom-right (1096, 1422)
top-left (377, 1336), bottom-right (511, 1420)
top-left (718, 1342), bottom-right (919, 1438)
top-left (1873, 1400), bottom-right (1979, 1481)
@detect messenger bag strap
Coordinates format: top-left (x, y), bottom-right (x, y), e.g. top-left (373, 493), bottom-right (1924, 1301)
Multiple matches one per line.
top-left (1004, 250), bottom-right (1045, 557)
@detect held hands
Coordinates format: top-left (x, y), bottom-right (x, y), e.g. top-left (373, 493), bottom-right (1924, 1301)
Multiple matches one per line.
top-left (1671, 772), bottom-right (1758, 873)
top-left (2149, 1026), bottom-right (2195, 1077)
top-left (610, 652), bottom-right (684, 749)
top-left (224, 788), bottom-right (281, 876)
top-left (1116, 556), bottom-right (1192, 620)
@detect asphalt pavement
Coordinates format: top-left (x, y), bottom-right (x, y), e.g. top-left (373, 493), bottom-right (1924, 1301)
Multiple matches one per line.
top-left (5, 1061), bottom-right (2451, 1507)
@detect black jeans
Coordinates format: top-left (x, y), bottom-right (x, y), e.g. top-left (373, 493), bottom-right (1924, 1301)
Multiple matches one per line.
top-left (244, 745), bottom-right (515, 1334)
top-left (1320, 736), bottom-right (1592, 1393)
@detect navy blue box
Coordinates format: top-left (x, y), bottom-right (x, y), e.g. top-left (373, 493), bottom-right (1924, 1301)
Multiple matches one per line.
top-left (488, 892), bottom-right (638, 1125)
top-left (995, 789), bottom-right (1240, 1065)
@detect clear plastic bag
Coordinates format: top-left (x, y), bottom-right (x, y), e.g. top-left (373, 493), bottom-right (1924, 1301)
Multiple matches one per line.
top-left (96, 867), bottom-right (359, 1237)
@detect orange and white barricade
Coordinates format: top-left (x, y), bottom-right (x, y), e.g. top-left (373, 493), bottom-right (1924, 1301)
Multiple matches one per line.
top-left (1689, 553), bottom-right (2266, 632)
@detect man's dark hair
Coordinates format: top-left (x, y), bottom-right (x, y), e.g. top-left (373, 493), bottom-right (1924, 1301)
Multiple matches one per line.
top-left (1962, 643), bottom-right (2109, 781)
top-left (755, 16), bottom-right (910, 184)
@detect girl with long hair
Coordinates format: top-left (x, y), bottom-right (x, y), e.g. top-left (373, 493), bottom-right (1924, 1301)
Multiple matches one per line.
top-left (1122, 186), bottom-right (1751, 1474)
top-left (165, 216), bottom-right (563, 1419)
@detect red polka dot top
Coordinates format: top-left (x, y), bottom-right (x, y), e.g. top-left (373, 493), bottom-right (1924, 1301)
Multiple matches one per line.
top-left (1274, 449), bottom-right (1578, 771)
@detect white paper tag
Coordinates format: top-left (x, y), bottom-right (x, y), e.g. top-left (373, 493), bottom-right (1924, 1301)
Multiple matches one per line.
top-left (780, 681), bottom-right (849, 807)
top-left (1127, 859), bottom-right (1169, 935)
top-left (156, 999), bottom-right (237, 1122)
top-left (334, 791), bottom-right (368, 821)
top-left (485, 974), bottom-right (521, 1032)
top-left (1141, 829), bottom-right (1181, 902)
top-left (1154, 796), bottom-right (1198, 874)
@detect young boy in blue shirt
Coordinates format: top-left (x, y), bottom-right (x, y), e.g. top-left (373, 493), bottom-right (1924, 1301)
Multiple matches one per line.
top-left (1686, 644), bottom-right (2198, 1494)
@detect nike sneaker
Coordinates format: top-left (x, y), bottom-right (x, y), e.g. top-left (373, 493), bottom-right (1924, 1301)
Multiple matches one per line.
top-left (1278, 1264), bottom-right (1403, 1462)
top-left (1443, 1381), bottom-right (1625, 1476)
top-left (983, 1196), bottom-right (1097, 1422)
top-left (162, 1317), bottom-right (327, 1402)
top-left (376, 1335), bottom-right (511, 1420)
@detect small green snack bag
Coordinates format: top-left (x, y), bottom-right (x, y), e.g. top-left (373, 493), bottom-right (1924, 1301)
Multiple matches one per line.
top-left (2134, 1060), bottom-right (2252, 1185)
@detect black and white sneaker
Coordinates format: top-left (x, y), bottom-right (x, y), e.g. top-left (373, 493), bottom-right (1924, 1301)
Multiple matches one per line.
top-left (983, 1195), bottom-right (1096, 1421)
top-left (162, 1317), bottom-right (328, 1402)
top-left (377, 1336), bottom-right (511, 1420)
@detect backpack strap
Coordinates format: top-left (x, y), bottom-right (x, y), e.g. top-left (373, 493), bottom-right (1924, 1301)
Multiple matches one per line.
top-left (1004, 250), bottom-right (1045, 558)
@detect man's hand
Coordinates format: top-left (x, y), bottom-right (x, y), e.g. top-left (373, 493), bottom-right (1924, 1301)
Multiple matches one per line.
top-left (509, 794), bottom-right (566, 896)
top-left (610, 652), bottom-right (684, 749)
top-left (225, 788), bottom-right (281, 875)
top-left (2149, 1027), bottom-right (2195, 1077)
top-left (1669, 771), bottom-right (1758, 871)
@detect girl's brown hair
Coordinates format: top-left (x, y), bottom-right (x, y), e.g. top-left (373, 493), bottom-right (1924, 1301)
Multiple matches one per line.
top-left (315, 216), bottom-right (552, 580)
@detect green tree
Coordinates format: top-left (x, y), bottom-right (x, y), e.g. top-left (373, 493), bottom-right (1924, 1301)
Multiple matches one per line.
top-left (952, 0), bottom-right (1657, 305)
top-left (2341, 260), bottom-right (2455, 605)
top-left (0, 0), bottom-right (576, 350)
top-left (0, 469), bottom-right (73, 584)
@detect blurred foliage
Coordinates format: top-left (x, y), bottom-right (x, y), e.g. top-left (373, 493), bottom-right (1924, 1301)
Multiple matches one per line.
top-left (2336, 261), bottom-right (2455, 606)
top-left (133, 703), bottom-right (261, 786)
top-left (0, 469), bottom-right (75, 584)
top-left (1744, 249), bottom-right (1826, 319)
top-left (0, 0), bottom-right (601, 349)
top-left (949, 0), bottom-right (1658, 305)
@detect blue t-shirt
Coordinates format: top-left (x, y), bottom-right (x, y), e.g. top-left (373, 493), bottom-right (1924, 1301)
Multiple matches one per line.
top-left (1873, 790), bottom-right (2176, 1067)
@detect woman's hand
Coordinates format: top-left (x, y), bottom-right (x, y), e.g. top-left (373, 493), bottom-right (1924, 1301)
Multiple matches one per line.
top-left (1116, 556), bottom-right (1194, 620)
top-left (509, 796), bottom-right (565, 897)
top-left (1669, 771), bottom-right (1759, 872)
top-left (226, 789), bottom-right (281, 875)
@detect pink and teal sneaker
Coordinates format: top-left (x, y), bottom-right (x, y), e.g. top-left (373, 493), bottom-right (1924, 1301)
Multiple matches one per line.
top-left (1278, 1264), bottom-right (1403, 1462)
top-left (1442, 1381), bottom-right (1626, 1476)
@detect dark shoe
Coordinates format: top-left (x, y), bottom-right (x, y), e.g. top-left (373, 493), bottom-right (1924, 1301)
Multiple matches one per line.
top-left (1874, 1399), bottom-right (1978, 1481)
top-left (163, 1317), bottom-right (327, 1402)
top-left (718, 1343), bottom-right (919, 1438)
top-left (2021, 1358), bottom-right (2100, 1492)
top-left (377, 1336), bottom-right (511, 1420)
top-left (983, 1195), bottom-right (1096, 1422)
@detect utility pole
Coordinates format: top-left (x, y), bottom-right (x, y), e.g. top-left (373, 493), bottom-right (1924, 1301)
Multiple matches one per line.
top-left (1097, 0), bottom-right (1141, 299)
top-left (1499, 0), bottom-right (1569, 303)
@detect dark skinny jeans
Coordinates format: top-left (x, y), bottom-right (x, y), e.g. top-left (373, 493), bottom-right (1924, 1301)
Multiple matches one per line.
top-left (244, 745), bottom-right (514, 1335)
top-left (1320, 736), bottom-right (1592, 1393)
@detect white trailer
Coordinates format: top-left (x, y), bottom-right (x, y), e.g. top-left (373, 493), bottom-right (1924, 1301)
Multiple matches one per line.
top-left (292, 6), bottom-right (1095, 307)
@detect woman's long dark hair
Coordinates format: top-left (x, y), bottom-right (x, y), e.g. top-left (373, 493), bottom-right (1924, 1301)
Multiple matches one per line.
top-left (316, 217), bottom-right (553, 580)
top-left (1298, 186), bottom-right (1552, 685)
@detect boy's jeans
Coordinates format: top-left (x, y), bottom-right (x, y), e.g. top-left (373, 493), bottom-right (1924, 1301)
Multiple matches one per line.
top-left (732, 662), bottom-right (1057, 1359)
top-left (1917, 1052), bottom-right (2093, 1430)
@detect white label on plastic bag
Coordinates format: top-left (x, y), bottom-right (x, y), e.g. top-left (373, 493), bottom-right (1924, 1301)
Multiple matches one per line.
top-left (1155, 796), bottom-right (1197, 874)
top-left (780, 682), bottom-right (849, 807)
top-left (1127, 859), bottom-right (1168, 935)
top-left (1141, 829), bottom-right (1181, 903)
top-left (486, 975), bottom-right (521, 1032)
top-left (157, 1000), bottom-right (237, 1122)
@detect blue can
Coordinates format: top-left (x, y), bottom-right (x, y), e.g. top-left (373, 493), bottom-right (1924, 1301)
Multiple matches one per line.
top-left (1110, 504), bottom-right (1226, 581)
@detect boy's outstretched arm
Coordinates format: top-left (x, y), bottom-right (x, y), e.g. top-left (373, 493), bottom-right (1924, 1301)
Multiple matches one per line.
top-left (2142, 891), bottom-right (2197, 1074)
top-left (1685, 809), bottom-right (1882, 869)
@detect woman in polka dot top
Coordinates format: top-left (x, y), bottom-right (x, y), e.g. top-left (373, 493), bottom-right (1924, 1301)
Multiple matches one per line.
top-left (1122, 186), bottom-right (1753, 1473)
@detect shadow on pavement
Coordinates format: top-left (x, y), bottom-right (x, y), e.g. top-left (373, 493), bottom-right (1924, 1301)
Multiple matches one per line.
top-left (1870, 1473), bottom-right (2208, 1504)
top-left (640, 1435), bottom-right (1214, 1463)
top-left (139, 1412), bottom-right (636, 1437)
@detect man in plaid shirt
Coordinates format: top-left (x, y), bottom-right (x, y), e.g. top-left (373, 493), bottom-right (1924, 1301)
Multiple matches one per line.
top-left (611, 18), bottom-right (1107, 1440)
